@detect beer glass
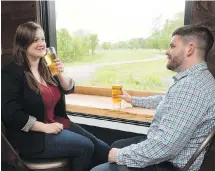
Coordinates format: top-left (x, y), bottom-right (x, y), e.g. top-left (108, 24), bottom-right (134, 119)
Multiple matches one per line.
top-left (112, 83), bottom-right (123, 109)
top-left (44, 47), bottom-right (60, 76)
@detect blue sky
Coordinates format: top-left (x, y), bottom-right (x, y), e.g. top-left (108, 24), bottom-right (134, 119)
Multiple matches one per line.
top-left (55, 0), bottom-right (185, 43)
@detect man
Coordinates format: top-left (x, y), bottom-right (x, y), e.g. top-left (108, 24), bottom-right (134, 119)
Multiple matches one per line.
top-left (91, 24), bottom-right (215, 171)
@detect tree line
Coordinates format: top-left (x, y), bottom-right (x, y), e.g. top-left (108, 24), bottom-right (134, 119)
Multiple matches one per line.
top-left (57, 12), bottom-right (184, 62)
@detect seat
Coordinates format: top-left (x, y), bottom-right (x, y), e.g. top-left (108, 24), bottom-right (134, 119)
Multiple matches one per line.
top-left (182, 128), bottom-right (215, 171)
top-left (1, 122), bottom-right (70, 171)
top-left (21, 158), bottom-right (70, 171)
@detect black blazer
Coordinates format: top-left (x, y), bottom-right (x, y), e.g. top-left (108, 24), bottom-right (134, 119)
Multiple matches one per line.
top-left (2, 62), bottom-right (74, 155)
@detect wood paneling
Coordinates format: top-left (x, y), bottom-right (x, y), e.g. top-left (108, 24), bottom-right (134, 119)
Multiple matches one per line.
top-left (185, 1), bottom-right (215, 77)
top-left (1, 1), bottom-right (38, 66)
top-left (191, 1), bottom-right (215, 31)
top-left (207, 32), bottom-right (215, 77)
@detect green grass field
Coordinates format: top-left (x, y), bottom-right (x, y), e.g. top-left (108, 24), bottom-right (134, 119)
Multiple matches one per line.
top-left (78, 58), bottom-right (175, 92)
top-left (65, 49), bottom-right (166, 66)
top-left (65, 49), bottom-right (174, 92)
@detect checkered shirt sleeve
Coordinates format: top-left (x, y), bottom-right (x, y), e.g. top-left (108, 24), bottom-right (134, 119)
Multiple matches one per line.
top-left (131, 95), bottom-right (164, 109)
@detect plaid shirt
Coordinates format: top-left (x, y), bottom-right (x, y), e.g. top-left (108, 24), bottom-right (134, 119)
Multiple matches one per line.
top-left (116, 62), bottom-right (215, 171)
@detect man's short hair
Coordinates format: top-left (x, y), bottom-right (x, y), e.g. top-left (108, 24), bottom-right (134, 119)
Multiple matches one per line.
top-left (172, 24), bottom-right (214, 59)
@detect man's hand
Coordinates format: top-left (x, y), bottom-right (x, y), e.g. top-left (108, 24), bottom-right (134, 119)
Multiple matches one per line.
top-left (118, 91), bottom-right (132, 104)
top-left (108, 148), bottom-right (120, 163)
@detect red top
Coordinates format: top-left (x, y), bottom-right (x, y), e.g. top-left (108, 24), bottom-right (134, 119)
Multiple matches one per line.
top-left (40, 83), bottom-right (70, 129)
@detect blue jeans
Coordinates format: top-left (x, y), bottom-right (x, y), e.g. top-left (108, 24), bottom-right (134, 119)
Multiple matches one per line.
top-left (27, 121), bottom-right (110, 171)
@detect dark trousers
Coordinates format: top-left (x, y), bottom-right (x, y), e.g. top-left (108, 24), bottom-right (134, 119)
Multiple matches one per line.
top-left (25, 121), bottom-right (110, 171)
top-left (91, 135), bottom-right (180, 171)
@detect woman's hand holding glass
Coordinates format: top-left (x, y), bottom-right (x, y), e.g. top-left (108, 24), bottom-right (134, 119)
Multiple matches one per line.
top-left (44, 47), bottom-right (64, 76)
top-left (54, 58), bottom-right (64, 74)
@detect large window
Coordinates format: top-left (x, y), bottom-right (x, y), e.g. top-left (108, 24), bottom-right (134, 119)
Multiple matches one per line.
top-left (55, 0), bottom-right (185, 92)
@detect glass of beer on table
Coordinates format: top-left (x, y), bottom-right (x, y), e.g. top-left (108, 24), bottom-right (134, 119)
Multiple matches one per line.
top-left (44, 47), bottom-right (60, 76)
top-left (112, 82), bottom-right (123, 109)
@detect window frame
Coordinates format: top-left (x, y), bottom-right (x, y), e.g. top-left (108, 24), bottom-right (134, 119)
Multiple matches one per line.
top-left (39, 0), bottom-right (57, 50)
top-left (39, 1), bottom-right (188, 96)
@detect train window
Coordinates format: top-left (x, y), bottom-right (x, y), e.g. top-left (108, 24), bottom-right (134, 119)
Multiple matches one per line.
top-left (55, 0), bottom-right (185, 92)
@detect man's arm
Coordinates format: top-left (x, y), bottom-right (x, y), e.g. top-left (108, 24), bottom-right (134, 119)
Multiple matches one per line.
top-left (131, 95), bottom-right (164, 109)
top-left (115, 84), bottom-right (208, 168)
top-left (120, 91), bottom-right (164, 109)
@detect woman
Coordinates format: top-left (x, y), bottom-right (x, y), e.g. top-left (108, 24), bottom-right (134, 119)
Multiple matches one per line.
top-left (2, 21), bottom-right (110, 171)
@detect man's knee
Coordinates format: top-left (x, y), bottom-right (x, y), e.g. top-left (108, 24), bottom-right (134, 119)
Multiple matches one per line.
top-left (111, 140), bottom-right (123, 148)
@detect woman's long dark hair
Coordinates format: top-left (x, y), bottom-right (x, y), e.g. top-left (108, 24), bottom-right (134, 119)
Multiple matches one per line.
top-left (12, 21), bottom-right (56, 94)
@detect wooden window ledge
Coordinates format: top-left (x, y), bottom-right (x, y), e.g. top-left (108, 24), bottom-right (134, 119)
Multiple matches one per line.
top-left (66, 93), bottom-right (155, 123)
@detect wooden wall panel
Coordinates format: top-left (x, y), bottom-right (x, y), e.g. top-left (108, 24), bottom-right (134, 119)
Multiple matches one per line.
top-left (1, 1), bottom-right (38, 66)
top-left (191, 1), bottom-right (215, 30)
top-left (185, 1), bottom-right (215, 77)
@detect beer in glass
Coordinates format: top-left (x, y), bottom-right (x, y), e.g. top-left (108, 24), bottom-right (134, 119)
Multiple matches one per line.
top-left (112, 83), bottom-right (123, 109)
top-left (44, 47), bottom-right (59, 76)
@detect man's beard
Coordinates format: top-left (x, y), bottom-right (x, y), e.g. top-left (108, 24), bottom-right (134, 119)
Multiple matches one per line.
top-left (166, 55), bottom-right (184, 72)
